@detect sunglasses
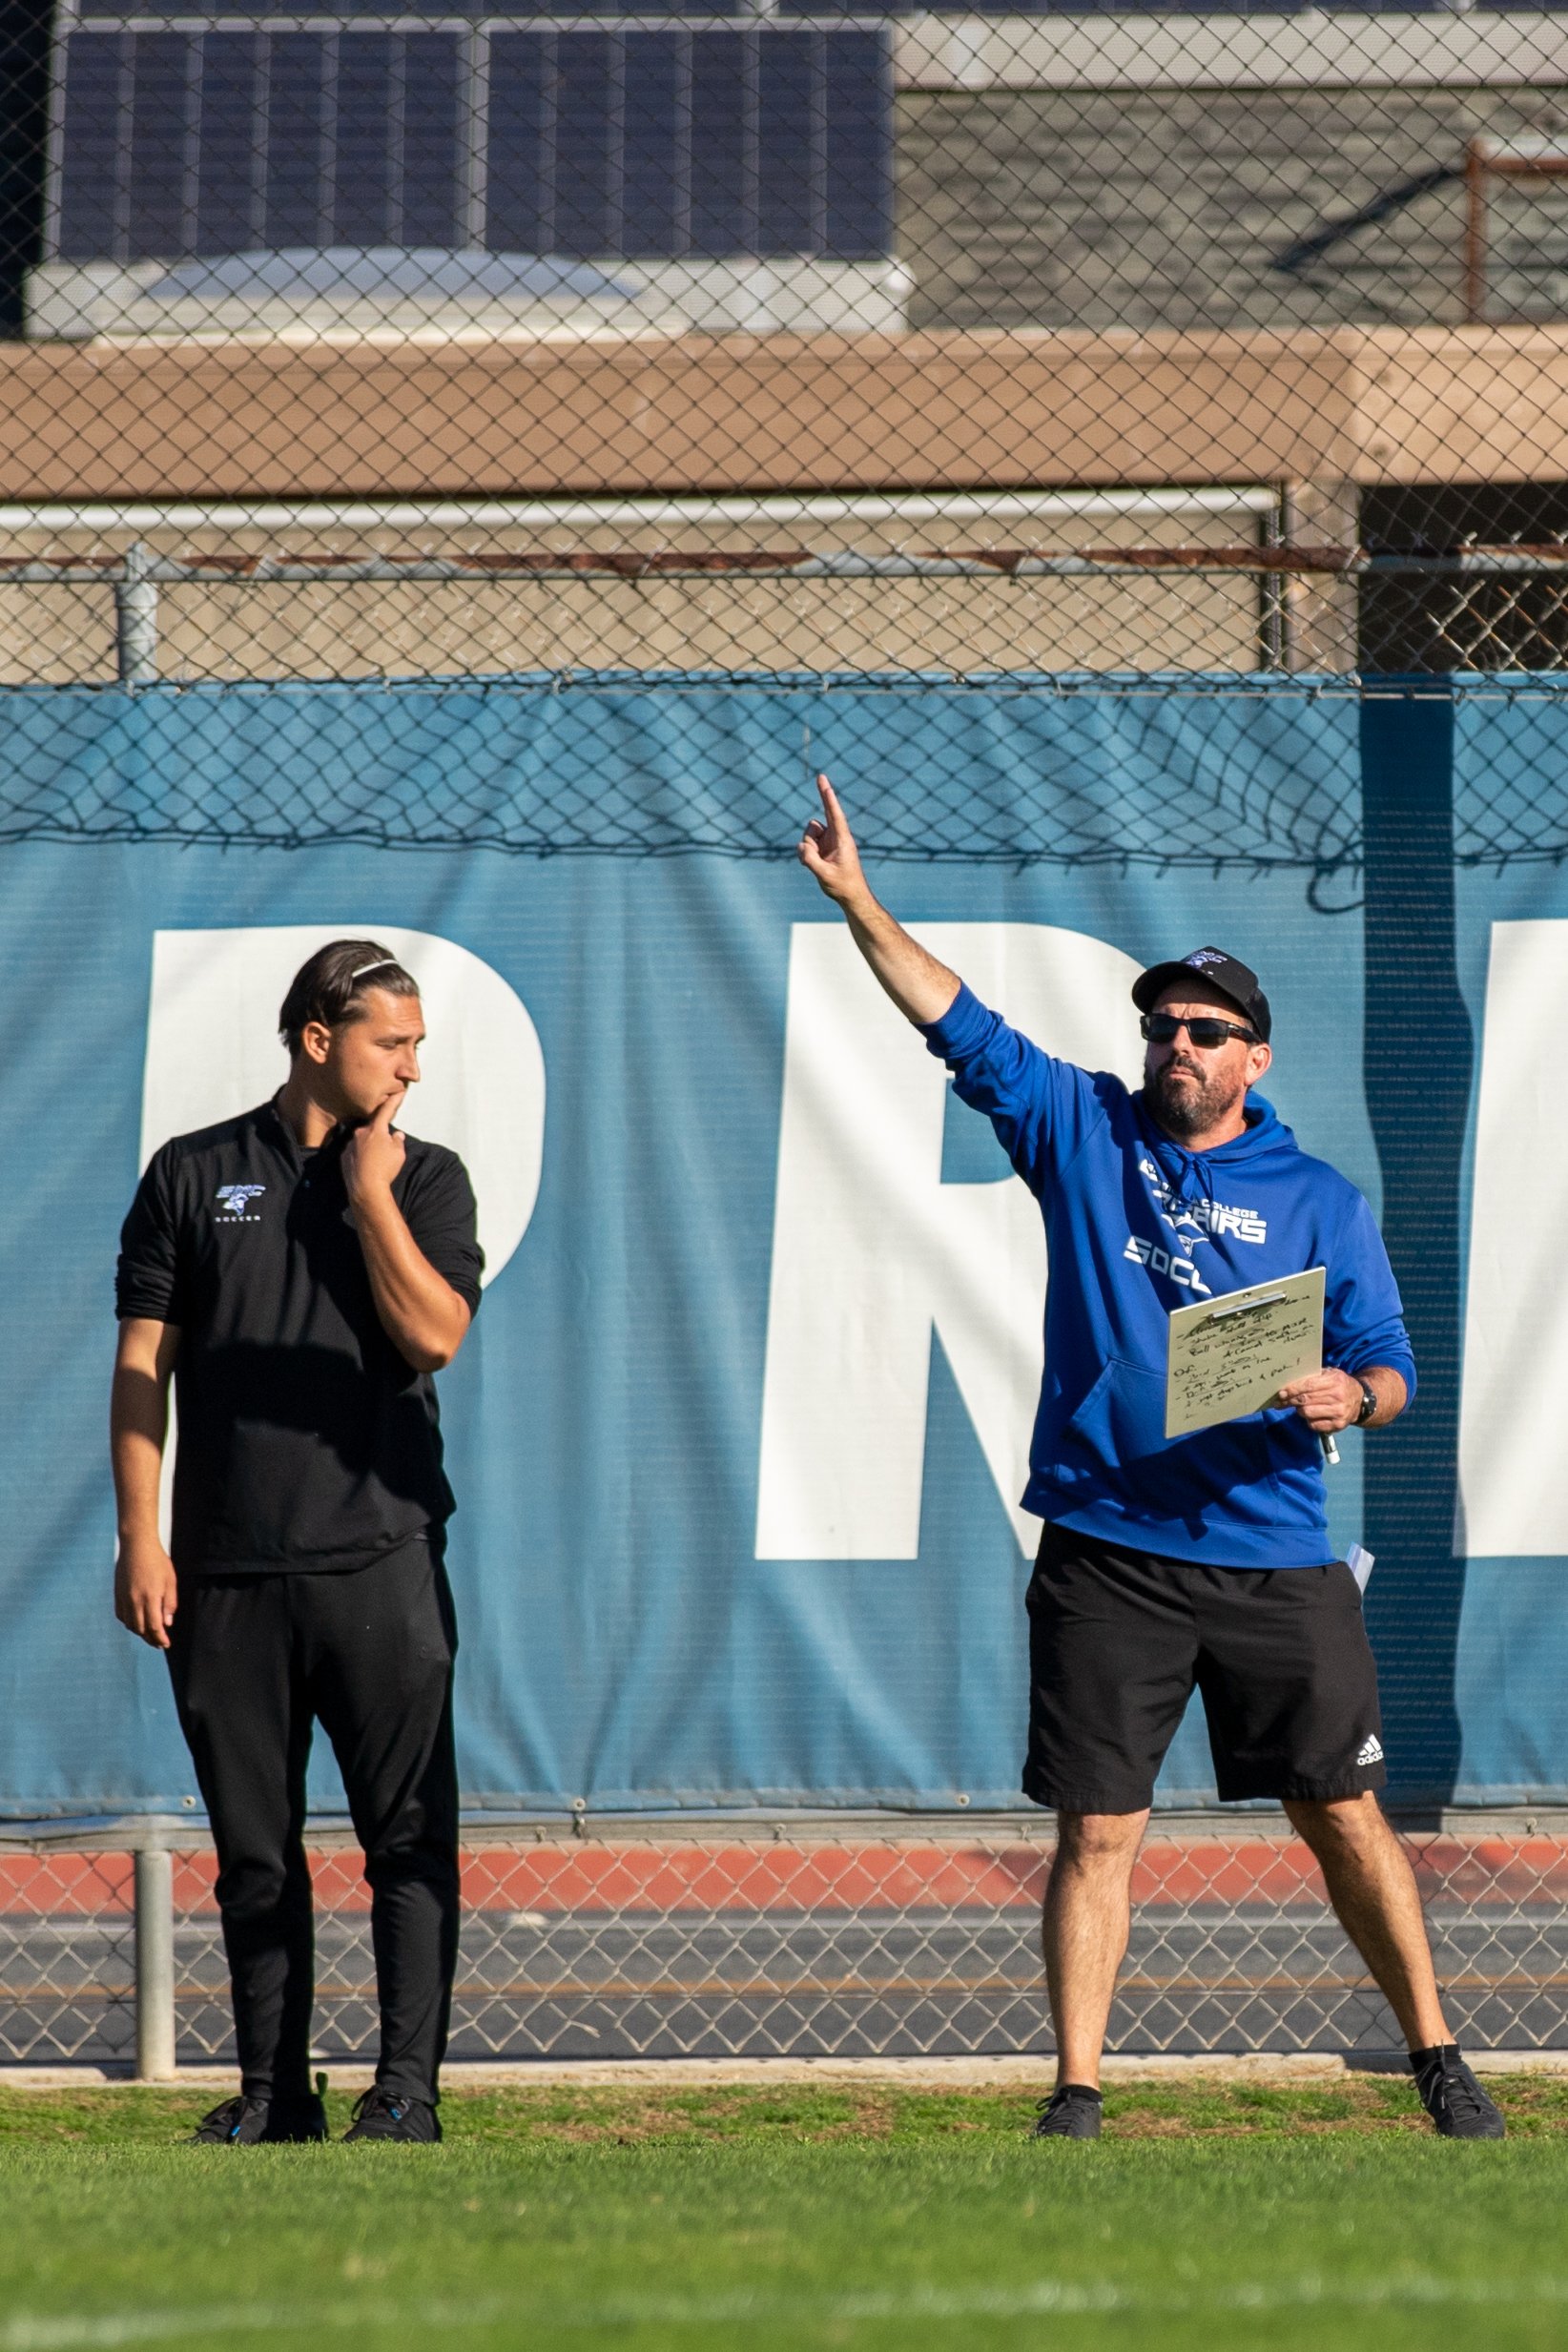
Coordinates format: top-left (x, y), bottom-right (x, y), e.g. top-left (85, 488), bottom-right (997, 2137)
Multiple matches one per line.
top-left (1140, 1012), bottom-right (1259, 1049)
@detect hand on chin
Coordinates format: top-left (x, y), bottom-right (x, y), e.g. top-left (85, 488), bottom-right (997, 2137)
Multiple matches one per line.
top-left (350, 1089), bottom-right (405, 1128)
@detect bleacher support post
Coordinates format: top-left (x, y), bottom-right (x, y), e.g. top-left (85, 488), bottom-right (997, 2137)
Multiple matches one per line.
top-left (114, 543), bottom-right (158, 687)
top-left (134, 1846), bottom-right (176, 2080)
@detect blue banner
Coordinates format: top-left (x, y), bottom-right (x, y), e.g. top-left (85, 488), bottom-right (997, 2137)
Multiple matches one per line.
top-left (0, 676), bottom-right (1563, 1817)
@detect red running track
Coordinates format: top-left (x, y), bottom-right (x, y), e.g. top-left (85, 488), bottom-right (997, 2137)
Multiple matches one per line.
top-left (2, 1836), bottom-right (1566, 1917)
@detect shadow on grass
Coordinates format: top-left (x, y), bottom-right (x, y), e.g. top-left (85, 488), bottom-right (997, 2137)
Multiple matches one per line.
top-left (1, 2076), bottom-right (1566, 2146)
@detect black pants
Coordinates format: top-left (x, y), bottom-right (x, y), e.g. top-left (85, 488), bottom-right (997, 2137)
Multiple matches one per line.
top-left (167, 1536), bottom-right (460, 2106)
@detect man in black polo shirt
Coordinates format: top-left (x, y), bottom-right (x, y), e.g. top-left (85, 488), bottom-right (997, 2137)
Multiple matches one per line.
top-left (112, 939), bottom-right (483, 2145)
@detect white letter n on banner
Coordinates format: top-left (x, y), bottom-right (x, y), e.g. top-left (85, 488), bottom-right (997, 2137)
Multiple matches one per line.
top-left (1457, 918), bottom-right (1568, 1556)
top-left (754, 922), bottom-right (1142, 1560)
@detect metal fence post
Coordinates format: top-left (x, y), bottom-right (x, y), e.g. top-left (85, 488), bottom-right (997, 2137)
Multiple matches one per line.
top-left (134, 1846), bottom-right (176, 2080)
top-left (114, 542), bottom-right (158, 686)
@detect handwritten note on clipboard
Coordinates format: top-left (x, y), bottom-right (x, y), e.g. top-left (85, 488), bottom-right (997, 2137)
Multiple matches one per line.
top-left (1165, 1268), bottom-right (1326, 1441)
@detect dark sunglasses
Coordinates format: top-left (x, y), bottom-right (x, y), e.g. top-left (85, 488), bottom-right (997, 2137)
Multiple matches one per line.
top-left (1140, 1012), bottom-right (1259, 1049)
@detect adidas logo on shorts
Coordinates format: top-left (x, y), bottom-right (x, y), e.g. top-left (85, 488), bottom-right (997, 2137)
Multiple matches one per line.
top-left (1355, 1734), bottom-right (1385, 1767)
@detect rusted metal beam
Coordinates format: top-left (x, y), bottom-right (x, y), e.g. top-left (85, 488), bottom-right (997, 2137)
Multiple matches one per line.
top-left (1, 545), bottom-right (1566, 584)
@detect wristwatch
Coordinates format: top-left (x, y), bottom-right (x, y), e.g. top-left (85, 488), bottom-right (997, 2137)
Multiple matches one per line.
top-left (1355, 1380), bottom-right (1377, 1427)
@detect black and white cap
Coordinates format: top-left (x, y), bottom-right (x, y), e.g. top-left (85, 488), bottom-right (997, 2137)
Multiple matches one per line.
top-left (1131, 946), bottom-right (1271, 1042)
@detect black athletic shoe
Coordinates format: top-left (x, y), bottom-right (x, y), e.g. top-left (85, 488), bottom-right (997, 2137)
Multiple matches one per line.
top-left (342, 2087), bottom-right (443, 2144)
top-left (1031, 2085), bottom-right (1104, 2140)
top-left (1411, 2046), bottom-right (1506, 2140)
top-left (189, 2092), bottom-right (328, 2146)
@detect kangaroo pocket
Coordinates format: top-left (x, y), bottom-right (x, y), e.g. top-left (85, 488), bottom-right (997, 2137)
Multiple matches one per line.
top-left (1055, 1356), bottom-right (1285, 1530)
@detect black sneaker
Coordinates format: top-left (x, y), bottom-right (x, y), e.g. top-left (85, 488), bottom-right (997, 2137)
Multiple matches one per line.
top-left (1411, 2046), bottom-right (1506, 2140)
top-left (1031, 2085), bottom-right (1104, 2140)
top-left (189, 2091), bottom-right (328, 2146)
top-left (342, 2087), bottom-right (443, 2144)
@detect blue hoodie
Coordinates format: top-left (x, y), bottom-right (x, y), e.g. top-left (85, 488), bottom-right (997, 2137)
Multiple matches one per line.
top-left (920, 983), bottom-right (1415, 1569)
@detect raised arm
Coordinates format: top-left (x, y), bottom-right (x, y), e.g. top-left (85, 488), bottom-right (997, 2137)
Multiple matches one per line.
top-left (341, 1101), bottom-right (473, 1373)
top-left (112, 1316), bottom-right (181, 1648)
top-left (798, 774), bottom-right (961, 1027)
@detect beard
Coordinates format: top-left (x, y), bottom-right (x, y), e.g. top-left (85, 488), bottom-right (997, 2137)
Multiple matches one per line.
top-left (1147, 1059), bottom-right (1244, 1140)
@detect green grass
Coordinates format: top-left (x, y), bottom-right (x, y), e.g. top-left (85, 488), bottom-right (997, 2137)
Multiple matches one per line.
top-left (2, 2078), bottom-right (1567, 2350)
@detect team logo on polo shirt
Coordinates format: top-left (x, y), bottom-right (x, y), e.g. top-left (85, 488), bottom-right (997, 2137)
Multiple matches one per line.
top-left (214, 1184), bottom-right (266, 1225)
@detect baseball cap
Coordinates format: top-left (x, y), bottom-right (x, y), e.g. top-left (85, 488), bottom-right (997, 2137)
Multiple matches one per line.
top-left (1131, 946), bottom-right (1271, 1042)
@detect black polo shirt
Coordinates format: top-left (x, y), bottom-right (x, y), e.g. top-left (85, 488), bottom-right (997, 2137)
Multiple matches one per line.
top-left (115, 1097), bottom-right (484, 1575)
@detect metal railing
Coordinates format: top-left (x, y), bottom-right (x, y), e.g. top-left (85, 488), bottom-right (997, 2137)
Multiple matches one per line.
top-left (5, 541), bottom-right (1568, 686)
top-left (4, 1810), bottom-right (1567, 2077)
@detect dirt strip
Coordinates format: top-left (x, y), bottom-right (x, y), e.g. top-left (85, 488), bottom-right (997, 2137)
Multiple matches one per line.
top-left (3, 2051), bottom-right (1566, 2090)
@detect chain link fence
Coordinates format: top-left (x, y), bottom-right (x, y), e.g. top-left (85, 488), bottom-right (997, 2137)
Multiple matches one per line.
top-left (7, 527), bottom-right (1568, 692)
top-left (2, 5), bottom-right (1568, 698)
top-left (1, 4), bottom-right (1568, 858)
top-left (0, 664), bottom-right (1374, 871)
top-left (4, 1816), bottom-right (1567, 2075)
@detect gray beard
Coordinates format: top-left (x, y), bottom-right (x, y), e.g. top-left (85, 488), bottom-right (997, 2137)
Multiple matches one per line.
top-left (1148, 1064), bottom-right (1242, 1140)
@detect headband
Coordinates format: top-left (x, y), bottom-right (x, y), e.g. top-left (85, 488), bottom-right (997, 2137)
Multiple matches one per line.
top-left (352, 959), bottom-right (401, 982)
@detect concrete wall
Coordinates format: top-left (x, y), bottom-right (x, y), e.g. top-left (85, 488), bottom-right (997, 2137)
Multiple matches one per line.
top-left (6, 327), bottom-right (1566, 502)
top-left (898, 86), bottom-right (1568, 333)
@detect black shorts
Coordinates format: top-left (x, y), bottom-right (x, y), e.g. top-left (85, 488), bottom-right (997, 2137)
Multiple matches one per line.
top-left (1024, 1524), bottom-right (1387, 1812)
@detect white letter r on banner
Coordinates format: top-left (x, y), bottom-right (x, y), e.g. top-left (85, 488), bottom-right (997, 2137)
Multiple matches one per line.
top-left (754, 922), bottom-right (1142, 1560)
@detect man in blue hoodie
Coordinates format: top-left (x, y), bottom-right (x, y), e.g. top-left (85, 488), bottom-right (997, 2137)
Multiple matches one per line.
top-left (799, 774), bottom-right (1502, 2143)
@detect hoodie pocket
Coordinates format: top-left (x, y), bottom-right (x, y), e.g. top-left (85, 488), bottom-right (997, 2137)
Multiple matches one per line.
top-left (1058, 1356), bottom-right (1284, 1529)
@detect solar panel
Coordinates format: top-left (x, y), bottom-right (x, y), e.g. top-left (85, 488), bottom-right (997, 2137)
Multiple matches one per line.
top-left (81, 0), bottom-right (740, 14)
top-left (54, 28), bottom-right (125, 260)
top-left (621, 31), bottom-right (685, 258)
top-left (756, 33), bottom-right (816, 256)
top-left (73, 0), bottom-right (1568, 14)
top-left (402, 33), bottom-right (463, 247)
top-left (53, 25), bottom-right (893, 263)
top-left (823, 30), bottom-right (887, 255)
top-left (485, 33), bottom-right (547, 257)
top-left (551, 31), bottom-right (618, 258)
top-left (195, 31), bottom-right (261, 254)
top-left (689, 27), bottom-right (748, 257)
top-left (263, 32), bottom-right (328, 247)
top-left (332, 32), bottom-right (396, 249)
top-left (126, 30), bottom-right (191, 256)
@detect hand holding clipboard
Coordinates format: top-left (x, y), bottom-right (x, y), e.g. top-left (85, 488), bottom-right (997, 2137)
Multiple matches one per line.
top-left (1165, 1268), bottom-right (1341, 1462)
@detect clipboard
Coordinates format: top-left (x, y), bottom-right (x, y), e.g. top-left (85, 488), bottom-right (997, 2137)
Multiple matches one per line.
top-left (1165, 1267), bottom-right (1326, 1440)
